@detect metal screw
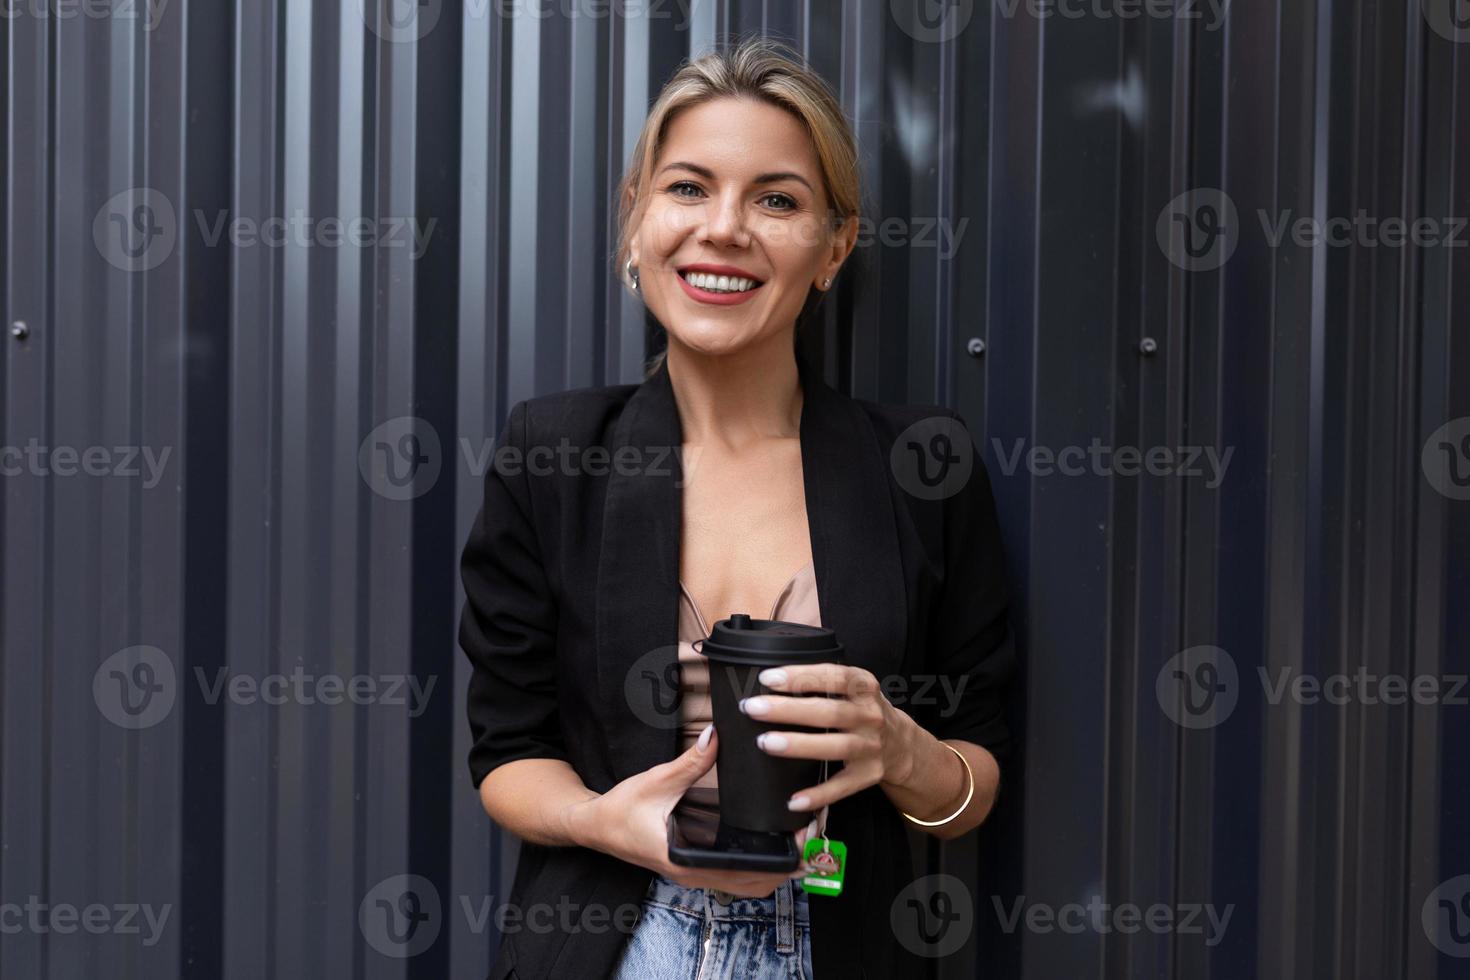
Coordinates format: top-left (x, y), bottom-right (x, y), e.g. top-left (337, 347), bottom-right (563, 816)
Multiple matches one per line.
top-left (966, 337), bottom-right (986, 358)
top-left (1139, 337), bottom-right (1158, 356)
top-left (11, 321), bottom-right (28, 340)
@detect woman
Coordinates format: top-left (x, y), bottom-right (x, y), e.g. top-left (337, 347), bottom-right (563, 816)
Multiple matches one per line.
top-left (460, 37), bottom-right (1016, 979)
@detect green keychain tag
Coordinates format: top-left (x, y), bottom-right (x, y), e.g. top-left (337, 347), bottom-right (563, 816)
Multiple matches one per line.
top-left (800, 837), bottom-right (847, 897)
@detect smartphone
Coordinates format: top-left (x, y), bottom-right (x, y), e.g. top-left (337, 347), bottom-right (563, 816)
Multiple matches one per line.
top-left (666, 811), bottom-right (801, 872)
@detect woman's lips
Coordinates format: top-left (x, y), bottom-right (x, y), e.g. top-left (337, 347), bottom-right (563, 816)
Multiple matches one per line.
top-left (675, 270), bottom-right (763, 306)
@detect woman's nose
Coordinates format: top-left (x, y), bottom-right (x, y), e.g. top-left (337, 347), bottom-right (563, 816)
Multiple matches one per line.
top-left (700, 193), bottom-right (750, 247)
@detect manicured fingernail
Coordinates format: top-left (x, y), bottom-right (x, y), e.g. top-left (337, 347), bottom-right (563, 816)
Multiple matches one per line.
top-left (788, 795), bottom-right (810, 811)
top-left (757, 732), bottom-right (788, 752)
top-left (697, 724), bottom-right (714, 751)
top-left (758, 669), bottom-right (787, 687)
top-left (740, 697), bottom-right (769, 716)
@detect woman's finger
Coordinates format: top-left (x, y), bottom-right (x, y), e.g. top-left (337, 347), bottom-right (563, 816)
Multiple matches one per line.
top-left (754, 729), bottom-right (869, 761)
top-left (783, 765), bottom-right (877, 812)
top-left (737, 692), bottom-right (875, 729)
top-left (758, 663), bottom-right (881, 700)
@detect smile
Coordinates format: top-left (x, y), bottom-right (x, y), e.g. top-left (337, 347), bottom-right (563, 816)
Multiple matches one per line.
top-left (675, 267), bottom-right (765, 306)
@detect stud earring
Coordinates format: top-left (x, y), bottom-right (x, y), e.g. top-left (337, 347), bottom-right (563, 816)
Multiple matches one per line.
top-left (625, 257), bottom-right (640, 292)
top-left (823, 278), bottom-right (832, 288)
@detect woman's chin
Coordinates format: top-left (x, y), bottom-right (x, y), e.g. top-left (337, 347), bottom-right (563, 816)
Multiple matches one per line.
top-left (665, 324), bottom-right (762, 359)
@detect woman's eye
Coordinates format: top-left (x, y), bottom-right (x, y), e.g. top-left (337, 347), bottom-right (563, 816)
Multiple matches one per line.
top-left (669, 181), bottom-right (704, 199)
top-left (761, 193), bottom-right (797, 211)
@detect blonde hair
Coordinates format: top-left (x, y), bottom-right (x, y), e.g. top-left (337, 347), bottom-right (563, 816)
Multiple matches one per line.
top-left (613, 37), bottom-right (861, 376)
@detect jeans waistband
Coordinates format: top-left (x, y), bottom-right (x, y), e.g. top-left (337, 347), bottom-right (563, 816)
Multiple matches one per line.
top-left (647, 874), bottom-right (810, 929)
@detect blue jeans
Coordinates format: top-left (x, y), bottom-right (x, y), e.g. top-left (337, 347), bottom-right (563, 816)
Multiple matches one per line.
top-left (612, 874), bottom-right (813, 979)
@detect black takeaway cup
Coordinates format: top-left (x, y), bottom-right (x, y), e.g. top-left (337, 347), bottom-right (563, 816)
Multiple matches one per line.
top-left (699, 614), bottom-right (845, 833)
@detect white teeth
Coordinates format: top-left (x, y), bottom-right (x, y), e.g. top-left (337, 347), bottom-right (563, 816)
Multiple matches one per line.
top-left (682, 271), bottom-right (758, 293)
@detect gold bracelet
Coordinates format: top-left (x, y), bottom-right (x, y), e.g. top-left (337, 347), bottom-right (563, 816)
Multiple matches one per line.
top-left (900, 743), bottom-right (975, 827)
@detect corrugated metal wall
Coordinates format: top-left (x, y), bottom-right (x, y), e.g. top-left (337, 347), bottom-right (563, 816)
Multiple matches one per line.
top-left (2, 1), bottom-right (1466, 978)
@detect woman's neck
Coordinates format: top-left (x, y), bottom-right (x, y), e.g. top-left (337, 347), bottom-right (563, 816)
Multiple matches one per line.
top-left (665, 334), bottom-right (804, 448)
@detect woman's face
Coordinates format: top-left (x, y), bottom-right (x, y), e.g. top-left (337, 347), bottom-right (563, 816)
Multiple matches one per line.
top-left (628, 97), bottom-right (857, 359)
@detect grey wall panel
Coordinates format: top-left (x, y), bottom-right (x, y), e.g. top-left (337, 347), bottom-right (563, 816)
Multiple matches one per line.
top-left (1, 1), bottom-right (1466, 979)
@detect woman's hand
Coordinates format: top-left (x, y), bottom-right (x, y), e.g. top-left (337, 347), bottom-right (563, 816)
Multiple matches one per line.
top-left (740, 663), bottom-right (922, 812)
top-left (566, 725), bottom-right (817, 898)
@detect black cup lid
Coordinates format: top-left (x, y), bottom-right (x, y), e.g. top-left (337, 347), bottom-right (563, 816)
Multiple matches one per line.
top-left (699, 614), bottom-right (844, 666)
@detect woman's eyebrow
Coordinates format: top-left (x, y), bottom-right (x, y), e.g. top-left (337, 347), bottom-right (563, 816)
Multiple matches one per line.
top-left (658, 160), bottom-right (814, 192)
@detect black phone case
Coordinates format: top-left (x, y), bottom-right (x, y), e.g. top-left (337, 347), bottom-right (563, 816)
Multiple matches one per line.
top-left (666, 813), bottom-right (801, 872)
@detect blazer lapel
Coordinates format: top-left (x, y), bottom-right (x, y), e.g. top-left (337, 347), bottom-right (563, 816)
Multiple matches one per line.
top-left (594, 354), bottom-right (907, 782)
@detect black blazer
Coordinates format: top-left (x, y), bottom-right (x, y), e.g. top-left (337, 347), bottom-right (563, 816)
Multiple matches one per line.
top-left (459, 353), bottom-right (1017, 979)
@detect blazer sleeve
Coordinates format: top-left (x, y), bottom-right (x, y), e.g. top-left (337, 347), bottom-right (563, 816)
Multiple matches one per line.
top-left (459, 400), bottom-right (569, 789)
top-left (917, 410), bottom-right (1019, 764)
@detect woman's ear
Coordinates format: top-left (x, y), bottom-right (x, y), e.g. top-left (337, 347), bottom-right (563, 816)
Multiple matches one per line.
top-left (819, 214), bottom-right (860, 288)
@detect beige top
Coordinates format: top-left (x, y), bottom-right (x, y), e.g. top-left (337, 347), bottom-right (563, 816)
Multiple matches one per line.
top-left (673, 561), bottom-right (823, 846)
